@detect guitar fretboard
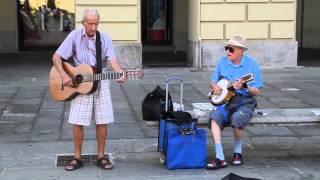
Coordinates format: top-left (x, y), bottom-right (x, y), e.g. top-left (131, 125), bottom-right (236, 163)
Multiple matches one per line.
top-left (84, 72), bottom-right (124, 82)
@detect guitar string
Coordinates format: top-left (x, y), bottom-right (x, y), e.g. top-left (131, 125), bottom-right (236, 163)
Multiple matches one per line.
top-left (82, 71), bottom-right (129, 82)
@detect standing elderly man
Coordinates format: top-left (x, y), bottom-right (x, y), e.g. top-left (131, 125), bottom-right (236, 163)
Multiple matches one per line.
top-left (207, 36), bottom-right (263, 170)
top-left (52, 8), bottom-right (126, 171)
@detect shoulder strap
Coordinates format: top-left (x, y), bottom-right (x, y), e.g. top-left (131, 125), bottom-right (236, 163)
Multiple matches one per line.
top-left (96, 31), bottom-right (102, 73)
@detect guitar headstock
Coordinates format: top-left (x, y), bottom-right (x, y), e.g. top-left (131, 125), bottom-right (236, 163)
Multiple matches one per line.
top-left (125, 69), bottom-right (144, 80)
top-left (240, 73), bottom-right (254, 83)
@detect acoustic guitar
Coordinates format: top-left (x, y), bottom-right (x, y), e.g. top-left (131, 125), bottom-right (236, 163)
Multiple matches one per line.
top-left (208, 74), bottom-right (254, 105)
top-left (49, 62), bottom-right (143, 101)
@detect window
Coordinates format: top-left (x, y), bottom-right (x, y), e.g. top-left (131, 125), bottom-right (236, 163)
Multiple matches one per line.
top-left (18, 0), bottom-right (75, 50)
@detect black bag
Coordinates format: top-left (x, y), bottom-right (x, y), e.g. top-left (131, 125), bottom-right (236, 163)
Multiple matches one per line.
top-left (142, 85), bottom-right (173, 121)
top-left (221, 173), bottom-right (261, 180)
top-left (162, 111), bottom-right (195, 124)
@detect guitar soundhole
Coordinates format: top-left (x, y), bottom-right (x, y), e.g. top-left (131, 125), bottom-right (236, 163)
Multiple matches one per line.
top-left (74, 74), bottom-right (83, 84)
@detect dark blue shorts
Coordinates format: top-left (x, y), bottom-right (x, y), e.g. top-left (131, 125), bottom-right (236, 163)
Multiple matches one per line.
top-left (210, 103), bottom-right (255, 129)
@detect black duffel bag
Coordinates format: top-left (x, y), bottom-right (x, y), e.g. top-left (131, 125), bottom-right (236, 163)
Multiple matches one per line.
top-left (142, 85), bottom-right (173, 121)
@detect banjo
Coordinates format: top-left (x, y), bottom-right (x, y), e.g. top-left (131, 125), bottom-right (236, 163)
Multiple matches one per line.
top-left (208, 74), bottom-right (254, 105)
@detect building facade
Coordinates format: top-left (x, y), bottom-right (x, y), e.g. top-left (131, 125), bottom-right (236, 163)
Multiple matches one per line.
top-left (0, 0), bottom-right (317, 68)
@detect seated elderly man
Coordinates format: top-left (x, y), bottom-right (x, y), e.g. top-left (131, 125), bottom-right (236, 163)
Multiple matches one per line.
top-left (207, 36), bottom-right (263, 170)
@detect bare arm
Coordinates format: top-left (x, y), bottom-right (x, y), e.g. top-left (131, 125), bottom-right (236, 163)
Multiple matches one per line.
top-left (52, 53), bottom-right (73, 86)
top-left (108, 57), bottom-right (123, 72)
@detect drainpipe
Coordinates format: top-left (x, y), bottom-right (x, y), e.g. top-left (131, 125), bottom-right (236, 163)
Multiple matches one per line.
top-left (300, 0), bottom-right (304, 48)
top-left (198, 40), bottom-right (202, 70)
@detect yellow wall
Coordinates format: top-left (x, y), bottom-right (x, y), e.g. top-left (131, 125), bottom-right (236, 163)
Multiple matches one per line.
top-left (200, 0), bottom-right (296, 40)
top-left (75, 0), bottom-right (140, 42)
top-left (188, 0), bottom-right (200, 41)
top-left (73, 0), bottom-right (296, 42)
top-left (0, 0), bottom-right (17, 31)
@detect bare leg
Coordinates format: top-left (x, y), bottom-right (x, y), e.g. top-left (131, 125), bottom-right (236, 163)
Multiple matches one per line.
top-left (211, 121), bottom-right (222, 144)
top-left (211, 120), bottom-right (225, 160)
top-left (231, 127), bottom-right (244, 165)
top-left (233, 127), bottom-right (242, 141)
top-left (96, 124), bottom-right (107, 158)
top-left (232, 127), bottom-right (243, 154)
top-left (207, 120), bottom-right (227, 169)
top-left (73, 125), bottom-right (84, 159)
top-left (96, 124), bottom-right (113, 169)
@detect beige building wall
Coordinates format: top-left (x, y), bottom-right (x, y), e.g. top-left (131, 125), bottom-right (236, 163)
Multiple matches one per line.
top-left (75, 0), bottom-right (140, 42)
top-left (0, 0), bottom-right (18, 52)
top-left (0, 0), bottom-right (16, 31)
top-left (188, 0), bottom-right (200, 41)
top-left (187, 0), bottom-right (202, 68)
top-left (198, 0), bottom-right (298, 68)
top-left (200, 0), bottom-right (296, 40)
top-left (75, 0), bottom-right (142, 69)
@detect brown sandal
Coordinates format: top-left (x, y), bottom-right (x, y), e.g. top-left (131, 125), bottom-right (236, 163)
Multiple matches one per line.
top-left (97, 155), bottom-right (113, 170)
top-left (65, 158), bottom-right (83, 171)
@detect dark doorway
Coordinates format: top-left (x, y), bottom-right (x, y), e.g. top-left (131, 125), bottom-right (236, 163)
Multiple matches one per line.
top-left (141, 0), bottom-right (171, 45)
top-left (297, 0), bottom-right (320, 67)
top-left (141, 0), bottom-right (188, 67)
top-left (17, 0), bottom-right (75, 51)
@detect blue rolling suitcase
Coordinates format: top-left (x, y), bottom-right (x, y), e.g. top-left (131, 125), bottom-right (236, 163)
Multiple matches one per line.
top-left (158, 77), bottom-right (206, 170)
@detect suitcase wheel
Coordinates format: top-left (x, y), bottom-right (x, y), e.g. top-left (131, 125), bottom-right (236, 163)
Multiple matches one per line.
top-left (160, 153), bottom-right (166, 165)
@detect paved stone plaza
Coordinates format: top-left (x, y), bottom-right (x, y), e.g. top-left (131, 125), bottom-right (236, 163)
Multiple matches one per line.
top-left (0, 57), bottom-right (320, 179)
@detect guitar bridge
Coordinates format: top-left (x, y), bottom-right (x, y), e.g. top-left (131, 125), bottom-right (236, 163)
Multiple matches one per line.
top-left (61, 80), bottom-right (64, 90)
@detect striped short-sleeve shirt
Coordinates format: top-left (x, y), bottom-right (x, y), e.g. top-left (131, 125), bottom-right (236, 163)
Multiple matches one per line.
top-left (56, 28), bottom-right (115, 69)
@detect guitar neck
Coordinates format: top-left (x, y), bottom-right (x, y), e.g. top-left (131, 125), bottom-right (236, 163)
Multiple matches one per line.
top-left (84, 72), bottom-right (124, 82)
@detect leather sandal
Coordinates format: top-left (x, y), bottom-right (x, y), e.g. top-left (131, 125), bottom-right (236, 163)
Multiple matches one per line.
top-left (64, 158), bottom-right (83, 171)
top-left (206, 158), bottom-right (228, 170)
top-left (97, 155), bottom-right (113, 170)
top-left (232, 153), bottom-right (244, 165)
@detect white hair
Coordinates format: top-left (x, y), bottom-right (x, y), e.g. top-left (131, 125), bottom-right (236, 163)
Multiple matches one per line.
top-left (81, 8), bottom-right (100, 22)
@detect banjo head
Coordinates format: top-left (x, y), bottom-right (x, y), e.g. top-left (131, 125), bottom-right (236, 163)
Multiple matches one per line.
top-left (211, 79), bottom-right (230, 105)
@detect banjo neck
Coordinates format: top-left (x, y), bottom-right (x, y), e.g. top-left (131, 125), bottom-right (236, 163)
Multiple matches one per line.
top-left (238, 73), bottom-right (254, 84)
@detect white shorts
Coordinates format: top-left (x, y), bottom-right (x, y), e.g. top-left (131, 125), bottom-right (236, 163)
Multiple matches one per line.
top-left (68, 80), bottom-right (114, 126)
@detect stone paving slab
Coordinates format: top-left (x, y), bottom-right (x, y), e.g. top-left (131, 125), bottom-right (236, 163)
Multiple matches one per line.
top-left (246, 126), bottom-right (295, 136)
top-left (288, 125), bottom-right (320, 136)
top-left (1, 60), bottom-right (320, 178)
top-left (0, 141), bottom-right (319, 179)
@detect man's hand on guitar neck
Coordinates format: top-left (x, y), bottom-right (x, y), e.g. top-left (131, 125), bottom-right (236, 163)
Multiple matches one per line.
top-left (108, 57), bottom-right (127, 84)
top-left (115, 70), bottom-right (127, 83)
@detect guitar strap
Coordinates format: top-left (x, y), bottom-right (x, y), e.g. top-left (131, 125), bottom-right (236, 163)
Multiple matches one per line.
top-left (96, 31), bottom-right (102, 74)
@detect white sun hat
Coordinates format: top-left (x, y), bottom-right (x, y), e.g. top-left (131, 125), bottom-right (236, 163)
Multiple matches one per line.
top-left (226, 36), bottom-right (248, 50)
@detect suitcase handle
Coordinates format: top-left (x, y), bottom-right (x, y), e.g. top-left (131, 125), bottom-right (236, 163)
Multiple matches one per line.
top-left (166, 77), bottom-right (183, 84)
top-left (165, 77), bottom-right (183, 112)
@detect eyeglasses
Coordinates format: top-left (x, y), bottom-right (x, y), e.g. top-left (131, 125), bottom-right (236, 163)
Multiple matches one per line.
top-left (224, 46), bottom-right (234, 53)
